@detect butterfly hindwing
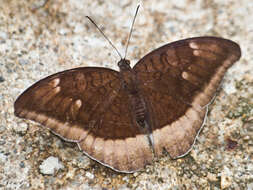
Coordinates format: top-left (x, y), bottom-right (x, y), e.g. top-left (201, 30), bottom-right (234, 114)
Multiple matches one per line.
top-left (78, 87), bottom-right (153, 172)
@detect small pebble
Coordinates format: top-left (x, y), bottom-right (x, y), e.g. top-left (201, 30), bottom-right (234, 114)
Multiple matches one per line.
top-left (19, 161), bottom-right (25, 168)
top-left (85, 172), bottom-right (94, 180)
top-left (0, 125), bottom-right (4, 133)
top-left (14, 122), bottom-right (28, 134)
top-left (221, 174), bottom-right (232, 189)
top-left (0, 76), bottom-right (4, 83)
top-left (0, 140), bottom-right (6, 145)
top-left (39, 156), bottom-right (64, 175)
top-left (18, 59), bottom-right (29, 65)
top-left (207, 172), bottom-right (218, 182)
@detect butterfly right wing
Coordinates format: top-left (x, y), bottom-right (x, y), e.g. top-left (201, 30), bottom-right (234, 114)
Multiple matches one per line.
top-left (133, 37), bottom-right (241, 158)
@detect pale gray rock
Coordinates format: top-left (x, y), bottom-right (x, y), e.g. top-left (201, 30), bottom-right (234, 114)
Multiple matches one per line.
top-left (39, 156), bottom-right (64, 175)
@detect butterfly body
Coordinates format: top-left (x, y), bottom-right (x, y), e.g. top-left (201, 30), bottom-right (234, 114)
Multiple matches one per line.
top-left (118, 58), bottom-right (150, 127)
top-left (15, 37), bottom-right (241, 173)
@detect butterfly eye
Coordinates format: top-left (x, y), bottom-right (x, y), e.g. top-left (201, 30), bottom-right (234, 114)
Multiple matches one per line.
top-left (118, 59), bottom-right (131, 70)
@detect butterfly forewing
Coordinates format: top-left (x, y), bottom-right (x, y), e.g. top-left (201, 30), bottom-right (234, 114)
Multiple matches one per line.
top-left (134, 37), bottom-right (241, 157)
top-left (15, 68), bottom-right (117, 140)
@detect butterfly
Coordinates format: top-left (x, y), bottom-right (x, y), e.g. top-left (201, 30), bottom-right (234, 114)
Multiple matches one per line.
top-left (14, 6), bottom-right (241, 173)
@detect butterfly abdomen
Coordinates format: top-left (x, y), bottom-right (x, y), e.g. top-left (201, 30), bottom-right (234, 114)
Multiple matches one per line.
top-left (131, 94), bottom-right (147, 128)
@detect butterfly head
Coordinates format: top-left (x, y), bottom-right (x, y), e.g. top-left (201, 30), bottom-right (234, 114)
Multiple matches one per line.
top-left (118, 59), bottom-right (131, 71)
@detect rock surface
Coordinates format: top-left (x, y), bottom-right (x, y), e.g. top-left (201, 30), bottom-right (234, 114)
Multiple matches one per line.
top-left (1, 0), bottom-right (252, 189)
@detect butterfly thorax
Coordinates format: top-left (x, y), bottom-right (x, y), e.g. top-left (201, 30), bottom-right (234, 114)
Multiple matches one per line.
top-left (118, 59), bottom-right (137, 94)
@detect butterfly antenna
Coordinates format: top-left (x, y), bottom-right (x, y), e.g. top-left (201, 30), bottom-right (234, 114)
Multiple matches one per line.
top-left (86, 16), bottom-right (122, 59)
top-left (124, 5), bottom-right (140, 59)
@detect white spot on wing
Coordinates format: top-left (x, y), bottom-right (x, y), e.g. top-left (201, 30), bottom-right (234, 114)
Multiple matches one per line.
top-left (193, 50), bottom-right (201, 56)
top-left (189, 42), bottom-right (199, 49)
top-left (182, 71), bottom-right (189, 80)
top-left (75, 99), bottom-right (82, 108)
top-left (51, 78), bottom-right (60, 87)
top-left (54, 86), bottom-right (61, 94)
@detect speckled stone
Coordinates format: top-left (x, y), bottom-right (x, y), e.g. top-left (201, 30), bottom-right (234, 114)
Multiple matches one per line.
top-left (1, 0), bottom-right (253, 189)
top-left (39, 156), bottom-right (64, 175)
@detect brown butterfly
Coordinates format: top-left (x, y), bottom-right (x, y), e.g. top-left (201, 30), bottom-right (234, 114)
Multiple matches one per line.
top-left (14, 6), bottom-right (241, 173)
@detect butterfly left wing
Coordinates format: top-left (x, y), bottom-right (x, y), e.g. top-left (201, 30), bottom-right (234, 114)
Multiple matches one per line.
top-left (133, 37), bottom-right (241, 158)
top-left (14, 67), bottom-right (153, 172)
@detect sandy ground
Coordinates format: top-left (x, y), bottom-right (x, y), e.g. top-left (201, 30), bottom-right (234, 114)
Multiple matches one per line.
top-left (0, 0), bottom-right (252, 189)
